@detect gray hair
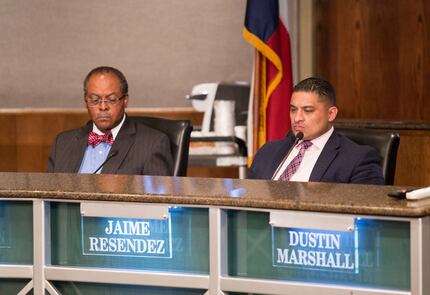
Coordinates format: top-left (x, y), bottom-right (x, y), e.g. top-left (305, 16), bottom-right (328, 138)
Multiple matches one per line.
top-left (83, 66), bottom-right (128, 96)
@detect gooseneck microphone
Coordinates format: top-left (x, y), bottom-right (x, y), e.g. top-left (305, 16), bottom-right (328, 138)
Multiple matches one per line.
top-left (295, 131), bottom-right (304, 142)
top-left (271, 132), bottom-right (304, 180)
top-left (93, 150), bottom-right (119, 174)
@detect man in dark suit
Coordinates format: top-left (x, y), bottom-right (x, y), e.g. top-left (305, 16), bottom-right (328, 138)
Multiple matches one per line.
top-left (248, 77), bottom-right (384, 184)
top-left (48, 66), bottom-right (173, 175)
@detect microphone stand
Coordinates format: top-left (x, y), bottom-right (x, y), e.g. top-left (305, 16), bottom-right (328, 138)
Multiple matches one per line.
top-left (271, 132), bottom-right (304, 180)
top-left (93, 150), bottom-right (118, 174)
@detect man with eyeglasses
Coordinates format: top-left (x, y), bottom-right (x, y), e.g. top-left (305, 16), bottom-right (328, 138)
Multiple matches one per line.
top-left (47, 66), bottom-right (173, 175)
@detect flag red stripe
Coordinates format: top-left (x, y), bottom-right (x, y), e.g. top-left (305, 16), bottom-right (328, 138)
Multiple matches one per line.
top-left (265, 19), bottom-right (293, 141)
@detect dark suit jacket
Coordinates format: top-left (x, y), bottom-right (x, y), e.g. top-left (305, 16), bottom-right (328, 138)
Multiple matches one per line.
top-left (47, 116), bottom-right (173, 175)
top-left (248, 130), bottom-right (384, 184)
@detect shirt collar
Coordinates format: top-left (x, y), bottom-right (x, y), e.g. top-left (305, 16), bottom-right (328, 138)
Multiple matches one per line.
top-left (296, 126), bottom-right (334, 150)
top-left (92, 114), bottom-right (126, 140)
top-left (308, 126), bottom-right (334, 150)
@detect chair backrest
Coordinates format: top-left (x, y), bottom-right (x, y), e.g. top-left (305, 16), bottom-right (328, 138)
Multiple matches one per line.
top-left (131, 116), bottom-right (193, 177)
top-left (335, 127), bottom-right (400, 185)
top-left (187, 81), bottom-right (250, 134)
top-left (209, 82), bottom-right (250, 130)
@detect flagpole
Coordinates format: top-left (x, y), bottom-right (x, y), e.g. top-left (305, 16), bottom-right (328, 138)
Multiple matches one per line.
top-left (248, 50), bottom-right (262, 166)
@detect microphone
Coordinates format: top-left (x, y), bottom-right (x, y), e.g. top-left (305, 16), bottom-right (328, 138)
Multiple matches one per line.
top-left (93, 149), bottom-right (119, 174)
top-left (294, 131), bottom-right (304, 141)
top-left (271, 132), bottom-right (304, 180)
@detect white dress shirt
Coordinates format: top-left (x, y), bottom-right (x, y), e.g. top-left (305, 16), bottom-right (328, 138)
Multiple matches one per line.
top-left (92, 114), bottom-right (126, 140)
top-left (273, 127), bottom-right (334, 181)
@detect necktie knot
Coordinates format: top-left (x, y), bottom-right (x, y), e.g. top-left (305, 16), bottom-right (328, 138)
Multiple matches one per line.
top-left (88, 131), bottom-right (114, 147)
top-left (279, 140), bottom-right (312, 181)
top-left (299, 140), bottom-right (312, 150)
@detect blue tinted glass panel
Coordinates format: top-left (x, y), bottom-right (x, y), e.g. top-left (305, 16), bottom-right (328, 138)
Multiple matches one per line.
top-left (0, 201), bottom-right (33, 264)
top-left (227, 210), bottom-right (410, 291)
top-left (52, 281), bottom-right (205, 295)
top-left (50, 203), bottom-right (209, 274)
top-left (0, 279), bottom-right (32, 295)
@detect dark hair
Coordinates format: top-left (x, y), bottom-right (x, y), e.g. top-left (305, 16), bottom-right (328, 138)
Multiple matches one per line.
top-left (293, 77), bottom-right (336, 106)
top-left (83, 66), bottom-right (128, 96)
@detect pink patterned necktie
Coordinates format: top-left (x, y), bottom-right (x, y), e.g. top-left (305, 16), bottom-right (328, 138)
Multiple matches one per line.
top-left (279, 140), bottom-right (312, 181)
top-left (87, 131), bottom-right (114, 147)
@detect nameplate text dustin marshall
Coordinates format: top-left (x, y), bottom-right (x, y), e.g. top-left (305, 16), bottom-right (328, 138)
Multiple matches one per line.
top-left (273, 228), bottom-right (357, 273)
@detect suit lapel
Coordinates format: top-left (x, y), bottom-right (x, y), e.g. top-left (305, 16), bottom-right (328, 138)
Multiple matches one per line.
top-left (309, 131), bottom-right (340, 182)
top-left (268, 133), bottom-right (296, 178)
top-left (67, 124), bottom-right (91, 172)
top-left (102, 117), bottom-right (136, 174)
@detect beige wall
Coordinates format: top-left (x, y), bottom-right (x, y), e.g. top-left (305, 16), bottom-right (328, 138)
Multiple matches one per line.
top-left (298, 0), bottom-right (314, 80)
top-left (1, 0), bottom-right (252, 108)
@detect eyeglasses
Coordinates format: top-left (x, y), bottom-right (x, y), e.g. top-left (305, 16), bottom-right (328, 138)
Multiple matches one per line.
top-left (85, 94), bottom-right (127, 107)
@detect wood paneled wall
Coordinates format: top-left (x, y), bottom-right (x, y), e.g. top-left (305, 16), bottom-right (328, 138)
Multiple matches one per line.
top-left (395, 130), bottom-right (430, 186)
top-left (314, 0), bottom-right (430, 121)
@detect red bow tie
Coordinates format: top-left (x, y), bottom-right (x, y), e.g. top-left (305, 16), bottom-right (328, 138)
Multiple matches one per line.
top-left (88, 131), bottom-right (114, 147)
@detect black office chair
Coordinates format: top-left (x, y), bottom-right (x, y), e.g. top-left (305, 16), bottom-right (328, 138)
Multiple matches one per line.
top-left (131, 116), bottom-right (193, 177)
top-left (336, 127), bottom-right (400, 185)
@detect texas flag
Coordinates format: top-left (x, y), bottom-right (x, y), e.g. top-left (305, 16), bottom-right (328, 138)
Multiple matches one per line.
top-left (243, 0), bottom-right (293, 156)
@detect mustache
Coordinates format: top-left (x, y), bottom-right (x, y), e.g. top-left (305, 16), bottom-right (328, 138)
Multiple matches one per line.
top-left (95, 114), bottom-right (112, 120)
